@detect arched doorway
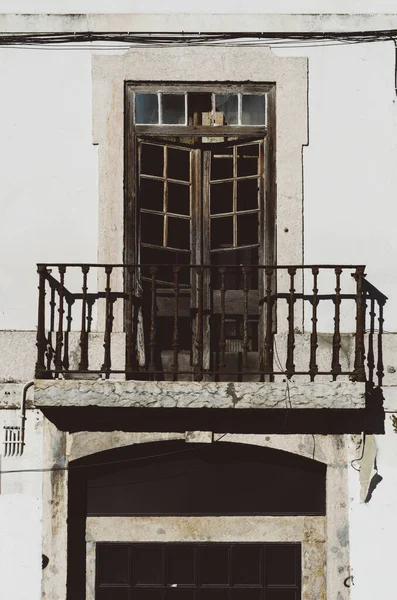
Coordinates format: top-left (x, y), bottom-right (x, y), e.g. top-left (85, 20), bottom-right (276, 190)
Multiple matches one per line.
top-left (67, 441), bottom-right (325, 599)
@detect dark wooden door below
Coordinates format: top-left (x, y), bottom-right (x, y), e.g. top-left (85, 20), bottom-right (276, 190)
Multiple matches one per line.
top-left (96, 542), bottom-right (301, 599)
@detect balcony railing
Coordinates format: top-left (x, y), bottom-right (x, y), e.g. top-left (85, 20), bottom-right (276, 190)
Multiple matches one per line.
top-left (35, 264), bottom-right (387, 384)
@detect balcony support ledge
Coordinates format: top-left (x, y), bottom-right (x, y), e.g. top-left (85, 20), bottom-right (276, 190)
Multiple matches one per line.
top-left (34, 379), bottom-right (366, 410)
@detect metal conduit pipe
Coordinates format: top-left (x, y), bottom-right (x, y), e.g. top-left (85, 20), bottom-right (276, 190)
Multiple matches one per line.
top-left (20, 380), bottom-right (34, 454)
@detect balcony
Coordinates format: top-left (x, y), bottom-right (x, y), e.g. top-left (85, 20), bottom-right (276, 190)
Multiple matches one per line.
top-left (35, 263), bottom-right (387, 386)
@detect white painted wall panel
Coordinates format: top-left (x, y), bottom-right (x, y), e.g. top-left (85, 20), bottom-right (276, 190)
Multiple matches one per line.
top-left (0, 494), bottom-right (42, 600)
top-left (0, 49), bottom-right (97, 329)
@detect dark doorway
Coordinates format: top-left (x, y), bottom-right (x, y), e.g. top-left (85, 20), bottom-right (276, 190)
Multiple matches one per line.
top-left (96, 542), bottom-right (301, 600)
top-left (67, 441), bottom-right (322, 599)
top-left (86, 441), bottom-right (326, 516)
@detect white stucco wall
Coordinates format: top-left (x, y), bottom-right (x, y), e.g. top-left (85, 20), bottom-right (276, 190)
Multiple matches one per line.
top-left (349, 416), bottom-right (397, 599)
top-left (2, 1), bottom-right (397, 14)
top-left (0, 48), bottom-right (98, 329)
top-left (0, 408), bottom-right (43, 600)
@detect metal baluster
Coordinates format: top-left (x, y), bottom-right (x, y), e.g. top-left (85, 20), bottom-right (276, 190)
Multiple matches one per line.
top-left (101, 266), bottom-right (113, 378)
top-left (79, 266), bottom-right (89, 371)
top-left (286, 267), bottom-right (296, 379)
top-left (87, 297), bottom-right (94, 333)
top-left (172, 266), bottom-right (180, 381)
top-left (377, 301), bottom-right (385, 387)
top-left (63, 299), bottom-right (73, 371)
top-left (195, 267), bottom-right (204, 381)
top-left (367, 297), bottom-right (375, 385)
top-left (218, 267), bottom-right (227, 378)
top-left (263, 267), bottom-right (274, 380)
top-left (125, 265), bottom-right (136, 376)
top-left (331, 267), bottom-right (342, 380)
top-left (46, 285), bottom-right (56, 370)
top-left (353, 266), bottom-right (366, 381)
top-left (35, 265), bottom-right (47, 377)
top-left (54, 266), bottom-right (66, 373)
top-left (309, 267), bottom-right (319, 382)
top-left (149, 266), bottom-right (157, 375)
top-left (242, 266), bottom-right (250, 377)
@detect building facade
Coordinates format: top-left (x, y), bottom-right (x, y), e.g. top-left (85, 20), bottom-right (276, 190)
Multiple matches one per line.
top-left (1, 6), bottom-right (397, 600)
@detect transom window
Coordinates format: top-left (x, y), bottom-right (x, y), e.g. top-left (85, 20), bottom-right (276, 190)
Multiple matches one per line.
top-left (135, 91), bottom-right (267, 126)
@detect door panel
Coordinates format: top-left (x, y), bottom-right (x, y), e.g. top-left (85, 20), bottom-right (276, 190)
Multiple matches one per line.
top-left (95, 543), bottom-right (301, 599)
top-left (204, 140), bottom-right (264, 379)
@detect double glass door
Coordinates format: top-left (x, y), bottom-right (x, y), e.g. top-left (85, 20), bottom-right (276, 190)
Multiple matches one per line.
top-left (135, 136), bottom-right (265, 379)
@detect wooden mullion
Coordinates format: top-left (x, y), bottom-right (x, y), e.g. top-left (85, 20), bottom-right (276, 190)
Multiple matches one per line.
top-left (233, 144), bottom-right (237, 248)
top-left (202, 150), bottom-right (211, 375)
top-left (141, 242), bottom-right (190, 254)
top-left (135, 125), bottom-right (267, 136)
top-left (163, 144), bottom-right (167, 247)
top-left (140, 173), bottom-right (190, 186)
top-left (210, 243), bottom-right (259, 254)
top-left (141, 208), bottom-right (191, 221)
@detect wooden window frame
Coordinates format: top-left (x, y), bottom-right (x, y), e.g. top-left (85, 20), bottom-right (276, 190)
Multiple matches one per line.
top-left (124, 82), bottom-right (276, 270)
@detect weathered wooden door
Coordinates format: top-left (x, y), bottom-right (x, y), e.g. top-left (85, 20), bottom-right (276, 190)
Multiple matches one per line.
top-left (136, 137), bottom-right (265, 379)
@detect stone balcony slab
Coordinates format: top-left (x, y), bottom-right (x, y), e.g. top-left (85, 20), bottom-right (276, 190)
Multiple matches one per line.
top-left (34, 379), bottom-right (366, 410)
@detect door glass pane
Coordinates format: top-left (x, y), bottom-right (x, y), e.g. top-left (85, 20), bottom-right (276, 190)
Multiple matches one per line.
top-left (231, 546), bottom-right (261, 585)
top-left (166, 545), bottom-right (195, 585)
top-left (140, 246), bottom-right (191, 284)
top-left (140, 179), bottom-right (164, 212)
top-left (237, 213), bottom-right (258, 247)
top-left (97, 545), bottom-right (129, 585)
top-left (210, 182), bottom-right (233, 215)
top-left (168, 147), bottom-right (190, 181)
top-left (266, 546), bottom-right (298, 586)
top-left (215, 94), bottom-right (238, 125)
top-left (133, 546), bottom-right (163, 585)
top-left (141, 143), bottom-right (164, 177)
top-left (188, 92), bottom-right (212, 126)
top-left (141, 212), bottom-right (164, 246)
top-left (168, 183), bottom-right (190, 216)
top-left (168, 217), bottom-right (190, 250)
top-left (211, 217), bottom-right (233, 249)
top-left (136, 94), bottom-right (159, 124)
top-left (237, 179), bottom-right (259, 212)
top-left (211, 148), bottom-right (234, 180)
top-left (162, 94), bottom-right (186, 125)
top-left (199, 546), bottom-right (229, 585)
top-left (241, 95), bottom-right (266, 125)
top-left (237, 144), bottom-right (259, 177)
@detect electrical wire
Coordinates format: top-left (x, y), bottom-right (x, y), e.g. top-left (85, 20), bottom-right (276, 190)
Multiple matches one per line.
top-left (350, 433), bottom-right (366, 472)
top-left (0, 30), bottom-right (396, 50)
top-left (0, 434), bottom-right (228, 476)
